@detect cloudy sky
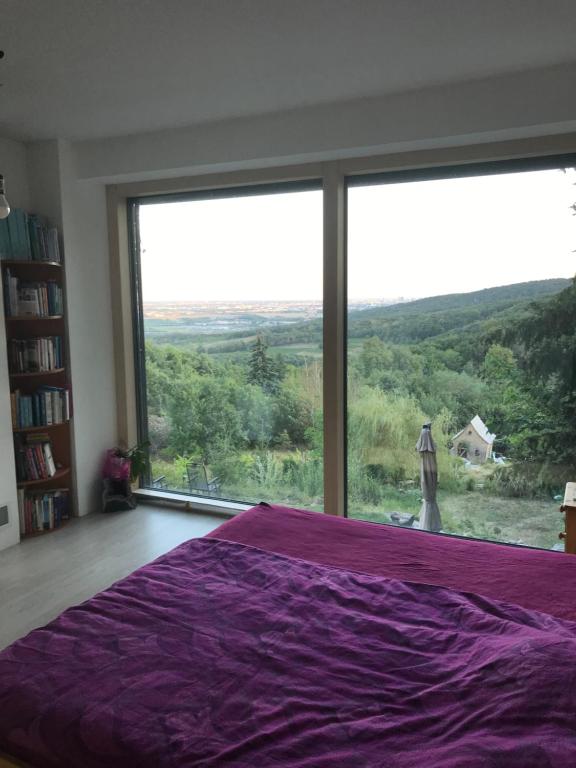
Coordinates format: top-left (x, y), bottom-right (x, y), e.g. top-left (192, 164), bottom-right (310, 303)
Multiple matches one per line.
top-left (139, 167), bottom-right (576, 303)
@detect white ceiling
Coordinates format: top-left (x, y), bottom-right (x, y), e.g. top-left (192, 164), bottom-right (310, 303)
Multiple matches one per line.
top-left (2, 0), bottom-right (576, 142)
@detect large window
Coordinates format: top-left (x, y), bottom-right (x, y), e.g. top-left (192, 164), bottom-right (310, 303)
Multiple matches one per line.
top-left (132, 183), bottom-right (323, 509)
top-left (347, 164), bottom-right (576, 549)
top-left (128, 153), bottom-right (576, 551)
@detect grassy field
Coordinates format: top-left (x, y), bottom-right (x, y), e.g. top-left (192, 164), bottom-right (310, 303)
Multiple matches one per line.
top-left (150, 456), bottom-right (325, 511)
top-left (205, 337), bottom-right (365, 361)
top-left (152, 453), bottom-right (560, 550)
top-left (145, 330), bottom-right (366, 362)
top-left (208, 341), bottom-right (322, 360)
top-left (350, 491), bottom-right (561, 550)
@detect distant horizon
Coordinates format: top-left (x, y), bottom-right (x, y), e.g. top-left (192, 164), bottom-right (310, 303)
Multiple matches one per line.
top-left (142, 274), bottom-right (572, 307)
top-left (142, 296), bottom-right (404, 305)
top-left (139, 168), bottom-right (576, 303)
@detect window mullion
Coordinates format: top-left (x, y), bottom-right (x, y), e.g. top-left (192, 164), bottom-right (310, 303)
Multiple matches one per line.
top-left (322, 164), bottom-right (347, 516)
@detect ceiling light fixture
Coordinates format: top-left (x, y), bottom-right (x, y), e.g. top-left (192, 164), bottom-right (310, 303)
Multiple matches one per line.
top-left (0, 175), bottom-right (10, 219)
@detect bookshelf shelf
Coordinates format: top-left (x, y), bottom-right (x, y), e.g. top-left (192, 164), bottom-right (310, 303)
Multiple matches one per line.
top-left (6, 315), bottom-right (64, 321)
top-left (13, 421), bottom-right (70, 433)
top-left (1, 260), bottom-right (62, 268)
top-left (17, 467), bottom-right (70, 488)
top-left (1, 210), bottom-right (74, 539)
top-left (9, 368), bottom-right (66, 378)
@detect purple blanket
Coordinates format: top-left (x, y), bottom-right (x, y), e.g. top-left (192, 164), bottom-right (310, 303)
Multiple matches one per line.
top-left (0, 538), bottom-right (575, 767)
top-left (210, 503), bottom-right (576, 622)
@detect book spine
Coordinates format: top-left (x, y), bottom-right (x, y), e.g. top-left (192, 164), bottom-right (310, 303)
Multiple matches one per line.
top-left (43, 443), bottom-right (56, 476)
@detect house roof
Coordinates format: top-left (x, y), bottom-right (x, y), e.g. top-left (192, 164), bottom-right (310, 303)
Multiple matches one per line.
top-left (453, 415), bottom-right (496, 445)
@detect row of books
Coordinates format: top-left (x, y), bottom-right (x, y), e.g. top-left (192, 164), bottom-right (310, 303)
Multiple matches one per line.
top-left (0, 209), bottom-right (61, 263)
top-left (10, 336), bottom-right (64, 373)
top-left (17, 489), bottom-right (69, 536)
top-left (3, 270), bottom-right (63, 317)
top-left (11, 387), bottom-right (71, 428)
top-left (15, 434), bottom-right (58, 482)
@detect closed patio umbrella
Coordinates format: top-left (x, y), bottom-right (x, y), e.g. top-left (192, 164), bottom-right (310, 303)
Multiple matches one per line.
top-left (416, 422), bottom-right (442, 532)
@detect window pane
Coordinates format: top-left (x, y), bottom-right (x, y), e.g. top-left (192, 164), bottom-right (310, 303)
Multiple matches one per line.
top-left (136, 186), bottom-right (323, 510)
top-left (347, 166), bottom-right (576, 550)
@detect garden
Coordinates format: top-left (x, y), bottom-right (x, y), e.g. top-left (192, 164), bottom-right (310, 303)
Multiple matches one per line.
top-left (146, 276), bottom-right (575, 551)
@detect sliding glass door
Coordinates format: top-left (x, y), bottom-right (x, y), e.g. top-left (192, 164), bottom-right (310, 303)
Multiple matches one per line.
top-left (132, 183), bottom-right (324, 510)
top-left (347, 163), bottom-right (576, 549)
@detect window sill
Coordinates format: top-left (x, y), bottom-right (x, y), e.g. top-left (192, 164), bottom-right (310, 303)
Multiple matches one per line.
top-left (134, 487), bottom-right (250, 517)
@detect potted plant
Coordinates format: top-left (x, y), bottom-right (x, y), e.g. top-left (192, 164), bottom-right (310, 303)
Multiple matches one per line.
top-left (122, 441), bottom-right (150, 488)
top-left (101, 442), bottom-right (149, 513)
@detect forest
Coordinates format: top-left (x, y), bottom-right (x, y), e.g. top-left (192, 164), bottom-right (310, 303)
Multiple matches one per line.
top-left (145, 276), bottom-right (575, 550)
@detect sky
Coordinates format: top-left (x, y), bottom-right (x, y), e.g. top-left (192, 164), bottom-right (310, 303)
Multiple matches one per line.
top-left (139, 167), bottom-right (576, 303)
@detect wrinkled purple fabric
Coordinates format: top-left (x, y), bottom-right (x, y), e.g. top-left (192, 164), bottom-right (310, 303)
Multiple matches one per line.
top-left (210, 503), bottom-right (576, 621)
top-left (1, 538), bottom-right (575, 767)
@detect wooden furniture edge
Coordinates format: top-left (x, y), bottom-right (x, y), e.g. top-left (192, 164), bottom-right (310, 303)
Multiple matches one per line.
top-left (559, 482), bottom-right (576, 555)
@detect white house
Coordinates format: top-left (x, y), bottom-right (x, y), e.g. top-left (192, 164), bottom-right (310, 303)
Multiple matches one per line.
top-left (452, 416), bottom-right (496, 464)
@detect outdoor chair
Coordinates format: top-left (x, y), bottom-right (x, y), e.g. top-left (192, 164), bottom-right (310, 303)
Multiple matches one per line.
top-left (183, 462), bottom-right (220, 496)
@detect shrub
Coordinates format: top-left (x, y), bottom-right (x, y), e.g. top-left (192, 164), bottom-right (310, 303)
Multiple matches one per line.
top-left (485, 462), bottom-right (571, 499)
top-left (148, 414), bottom-right (171, 454)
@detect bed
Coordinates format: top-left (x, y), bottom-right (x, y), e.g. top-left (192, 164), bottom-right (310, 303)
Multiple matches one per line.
top-left (0, 502), bottom-right (575, 767)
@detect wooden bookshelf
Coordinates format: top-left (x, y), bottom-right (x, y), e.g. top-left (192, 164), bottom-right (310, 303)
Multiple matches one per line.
top-left (6, 315), bottom-right (64, 321)
top-left (1, 236), bottom-right (74, 539)
top-left (17, 467), bottom-right (71, 488)
top-left (23, 518), bottom-right (70, 538)
top-left (1, 260), bottom-right (62, 268)
top-left (13, 421), bottom-right (70, 434)
top-left (10, 368), bottom-right (66, 378)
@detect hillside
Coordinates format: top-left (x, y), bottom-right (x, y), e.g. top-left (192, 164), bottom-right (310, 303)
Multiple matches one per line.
top-left (345, 278), bottom-right (571, 345)
top-left (350, 279), bottom-right (569, 320)
top-left (145, 277), bottom-right (572, 357)
top-left (255, 277), bottom-right (570, 350)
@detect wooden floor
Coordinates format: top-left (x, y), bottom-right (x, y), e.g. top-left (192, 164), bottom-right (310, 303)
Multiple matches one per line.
top-left (0, 502), bottom-right (227, 650)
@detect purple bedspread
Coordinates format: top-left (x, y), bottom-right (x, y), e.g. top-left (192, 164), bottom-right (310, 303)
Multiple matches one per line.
top-left (1, 538), bottom-right (575, 767)
top-left (210, 503), bottom-right (576, 622)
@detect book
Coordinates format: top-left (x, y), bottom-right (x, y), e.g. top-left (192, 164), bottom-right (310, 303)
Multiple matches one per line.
top-left (14, 433), bottom-right (59, 482)
top-left (10, 336), bottom-right (63, 373)
top-left (0, 209), bottom-right (61, 263)
top-left (4, 279), bottom-right (63, 317)
top-left (17, 489), bottom-right (69, 535)
top-left (43, 443), bottom-right (57, 476)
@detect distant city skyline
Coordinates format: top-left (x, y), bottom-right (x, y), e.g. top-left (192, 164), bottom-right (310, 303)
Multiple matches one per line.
top-left (139, 167), bottom-right (576, 303)
top-left (142, 297), bottom-right (406, 306)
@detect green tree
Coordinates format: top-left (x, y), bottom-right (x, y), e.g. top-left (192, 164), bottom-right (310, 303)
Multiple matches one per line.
top-left (482, 344), bottom-right (517, 381)
top-left (272, 387), bottom-right (313, 446)
top-left (237, 385), bottom-right (274, 448)
top-left (248, 335), bottom-right (282, 393)
top-left (167, 376), bottom-right (246, 461)
top-left (498, 278), bottom-right (576, 464)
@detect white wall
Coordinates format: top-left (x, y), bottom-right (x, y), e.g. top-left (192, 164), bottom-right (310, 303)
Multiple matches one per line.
top-left (75, 62), bottom-right (576, 182)
top-left (26, 141), bottom-right (117, 518)
top-left (0, 137), bottom-right (30, 551)
top-left (0, 138), bottom-right (31, 209)
top-left (57, 142), bottom-right (117, 516)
